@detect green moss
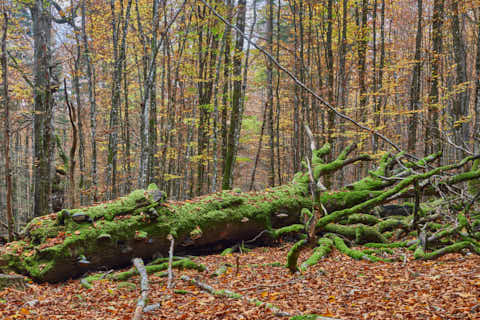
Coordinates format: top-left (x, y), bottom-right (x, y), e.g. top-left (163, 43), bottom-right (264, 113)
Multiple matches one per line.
top-left (345, 214), bottom-right (379, 225)
top-left (382, 231), bottom-right (393, 239)
top-left (272, 224), bottom-right (304, 238)
top-left (362, 248), bottom-right (394, 255)
top-left (331, 235), bottom-right (386, 262)
top-left (364, 241), bottom-right (408, 248)
top-left (376, 218), bottom-right (408, 233)
top-left (134, 230), bottom-right (148, 240)
top-left (467, 160), bottom-right (480, 195)
top-left (111, 259), bottom-right (205, 281)
top-left (324, 223), bottom-right (356, 238)
top-left (215, 289), bottom-right (242, 299)
top-left (221, 247), bottom-right (235, 256)
top-left (355, 225), bottom-right (387, 244)
top-left (80, 273), bottom-right (103, 289)
top-left (416, 241), bottom-right (471, 260)
top-left (318, 157), bottom-right (480, 230)
top-left (147, 183), bottom-right (159, 191)
top-left (300, 237), bottom-right (333, 271)
top-left (174, 289), bottom-right (191, 294)
top-left (426, 222), bottom-right (444, 231)
top-left (324, 223), bottom-right (385, 244)
top-left (286, 239), bottom-right (308, 273)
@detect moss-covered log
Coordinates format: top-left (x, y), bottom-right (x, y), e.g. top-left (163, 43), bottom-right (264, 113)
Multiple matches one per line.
top-left (0, 183), bottom-right (312, 282)
top-left (1, 145), bottom-right (480, 282)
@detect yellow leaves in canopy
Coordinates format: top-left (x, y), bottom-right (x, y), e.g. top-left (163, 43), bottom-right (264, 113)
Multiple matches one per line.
top-left (164, 173), bottom-right (183, 181)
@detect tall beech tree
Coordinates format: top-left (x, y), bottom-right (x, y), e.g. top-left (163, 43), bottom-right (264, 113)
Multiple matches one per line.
top-left (407, 0), bottom-right (423, 153)
top-left (1, 7), bottom-right (14, 240)
top-left (450, 0), bottom-right (469, 160)
top-left (222, 0), bottom-right (247, 190)
top-left (107, 0), bottom-right (133, 199)
top-left (30, 0), bottom-right (55, 217)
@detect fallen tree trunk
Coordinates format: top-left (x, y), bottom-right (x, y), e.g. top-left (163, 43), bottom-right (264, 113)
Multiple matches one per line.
top-left (0, 145), bottom-right (479, 282)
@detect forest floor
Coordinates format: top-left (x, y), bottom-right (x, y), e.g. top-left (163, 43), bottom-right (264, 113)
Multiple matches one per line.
top-left (0, 242), bottom-right (479, 320)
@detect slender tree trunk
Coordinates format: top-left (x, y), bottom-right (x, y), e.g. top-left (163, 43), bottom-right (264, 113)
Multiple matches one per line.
top-left (221, 0), bottom-right (233, 178)
top-left (222, 0), bottom-right (247, 190)
top-left (31, 0), bottom-right (54, 217)
top-left (408, 0), bottom-right (423, 153)
top-left (108, 0), bottom-right (132, 199)
top-left (426, 0), bottom-right (443, 156)
top-left (450, 0), bottom-right (469, 160)
top-left (81, 0), bottom-right (98, 203)
top-left (377, 0), bottom-right (385, 149)
top-left (325, 0), bottom-right (335, 188)
top-left (275, 0), bottom-right (282, 185)
top-left (336, 0), bottom-right (348, 186)
top-left (148, 0), bottom-right (161, 187)
top-left (122, 52), bottom-right (131, 193)
top-left (1, 9), bottom-right (14, 240)
top-left (474, 8), bottom-right (480, 153)
top-left (266, 0), bottom-right (275, 187)
top-left (356, 0), bottom-right (368, 179)
top-left (64, 80), bottom-right (77, 208)
top-left (211, 19), bottom-right (228, 193)
top-left (249, 103), bottom-right (268, 190)
top-left (73, 33), bottom-right (86, 205)
top-left (372, 0), bottom-right (378, 153)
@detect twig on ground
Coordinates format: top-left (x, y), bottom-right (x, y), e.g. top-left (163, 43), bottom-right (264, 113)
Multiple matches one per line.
top-left (181, 275), bottom-right (291, 317)
top-left (167, 234), bottom-right (175, 289)
top-left (132, 258), bottom-right (150, 320)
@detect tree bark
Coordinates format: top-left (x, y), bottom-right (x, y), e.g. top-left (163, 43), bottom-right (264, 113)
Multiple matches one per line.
top-left (474, 8), bottom-right (480, 153)
top-left (1, 9), bottom-right (14, 241)
top-left (81, 0), bottom-right (98, 203)
top-left (222, 0), bottom-right (247, 190)
top-left (107, 0), bottom-right (133, 199)
top-left (31, 0), bottom-right (54, 217)
top-left (450, 0), bottom-right (469, 160)
top-left (266, 0), bottom-right (275, 187)
top-left (408, 0), bottom-right (423, 153)
top-left (426, 0), bottom-right (443, 156)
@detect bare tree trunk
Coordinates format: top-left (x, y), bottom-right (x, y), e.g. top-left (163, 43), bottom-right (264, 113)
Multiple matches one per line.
top-left (325, 0), bottom-right (335, 188)
top-left (372, 0), bottom-right (378, 153)
top-left (249, 103), bottom-right (268, 190)
top-left (138, 0), bottom-right (160, 189)
top-left (450, 0), bottom-right (469, 160)
top-left (211, 19), bottom-right (228, 193)
top-left (107, 0), bottom-right (132, 199)
top-left (377, 0), bottom-right (385, 149)
top-left (122, 51), bottom-right (131, 193)
top-left (267, 0), bottom-right (275, 187)
top-left (222, 0), bottom-right (247, 190)
top-left (81, 0), bottom-right (98, 203)
top-left (426, 0), bottom-right (443, 156)
top-left (356, 0), bottom-right (368, 179)
top-left (64, 80), bottom-right (77, 208)
top-left (474, 8), bottom-right (480, 153)
top-left (221, 0), bottom-right (233, 179)
top-left (31, 0), bottom-right (54, 217)
top-left (336, 0), bottom-right (348, 186)
top-left (1, 9), bottom-right (14, 240)
top-left (408, 0), bottom-right (423, 153)
top-left (275, 0), bottom-right (282, 185)
top-left (72, 32), bottom-right (86, 205)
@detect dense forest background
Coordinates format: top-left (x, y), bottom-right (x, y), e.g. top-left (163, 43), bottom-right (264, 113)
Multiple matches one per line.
top-left (0, 0), bottom-right (479, 234)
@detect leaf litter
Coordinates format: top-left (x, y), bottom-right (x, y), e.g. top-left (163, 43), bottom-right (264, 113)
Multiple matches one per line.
top-left (0, 243), bottom-right (479, 319)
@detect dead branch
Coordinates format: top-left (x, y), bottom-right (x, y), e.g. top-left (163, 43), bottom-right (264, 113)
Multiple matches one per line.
top-left (167, 234), bottom-right (175, 289)
top-left (132, 258), bottom-right (149, 320)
